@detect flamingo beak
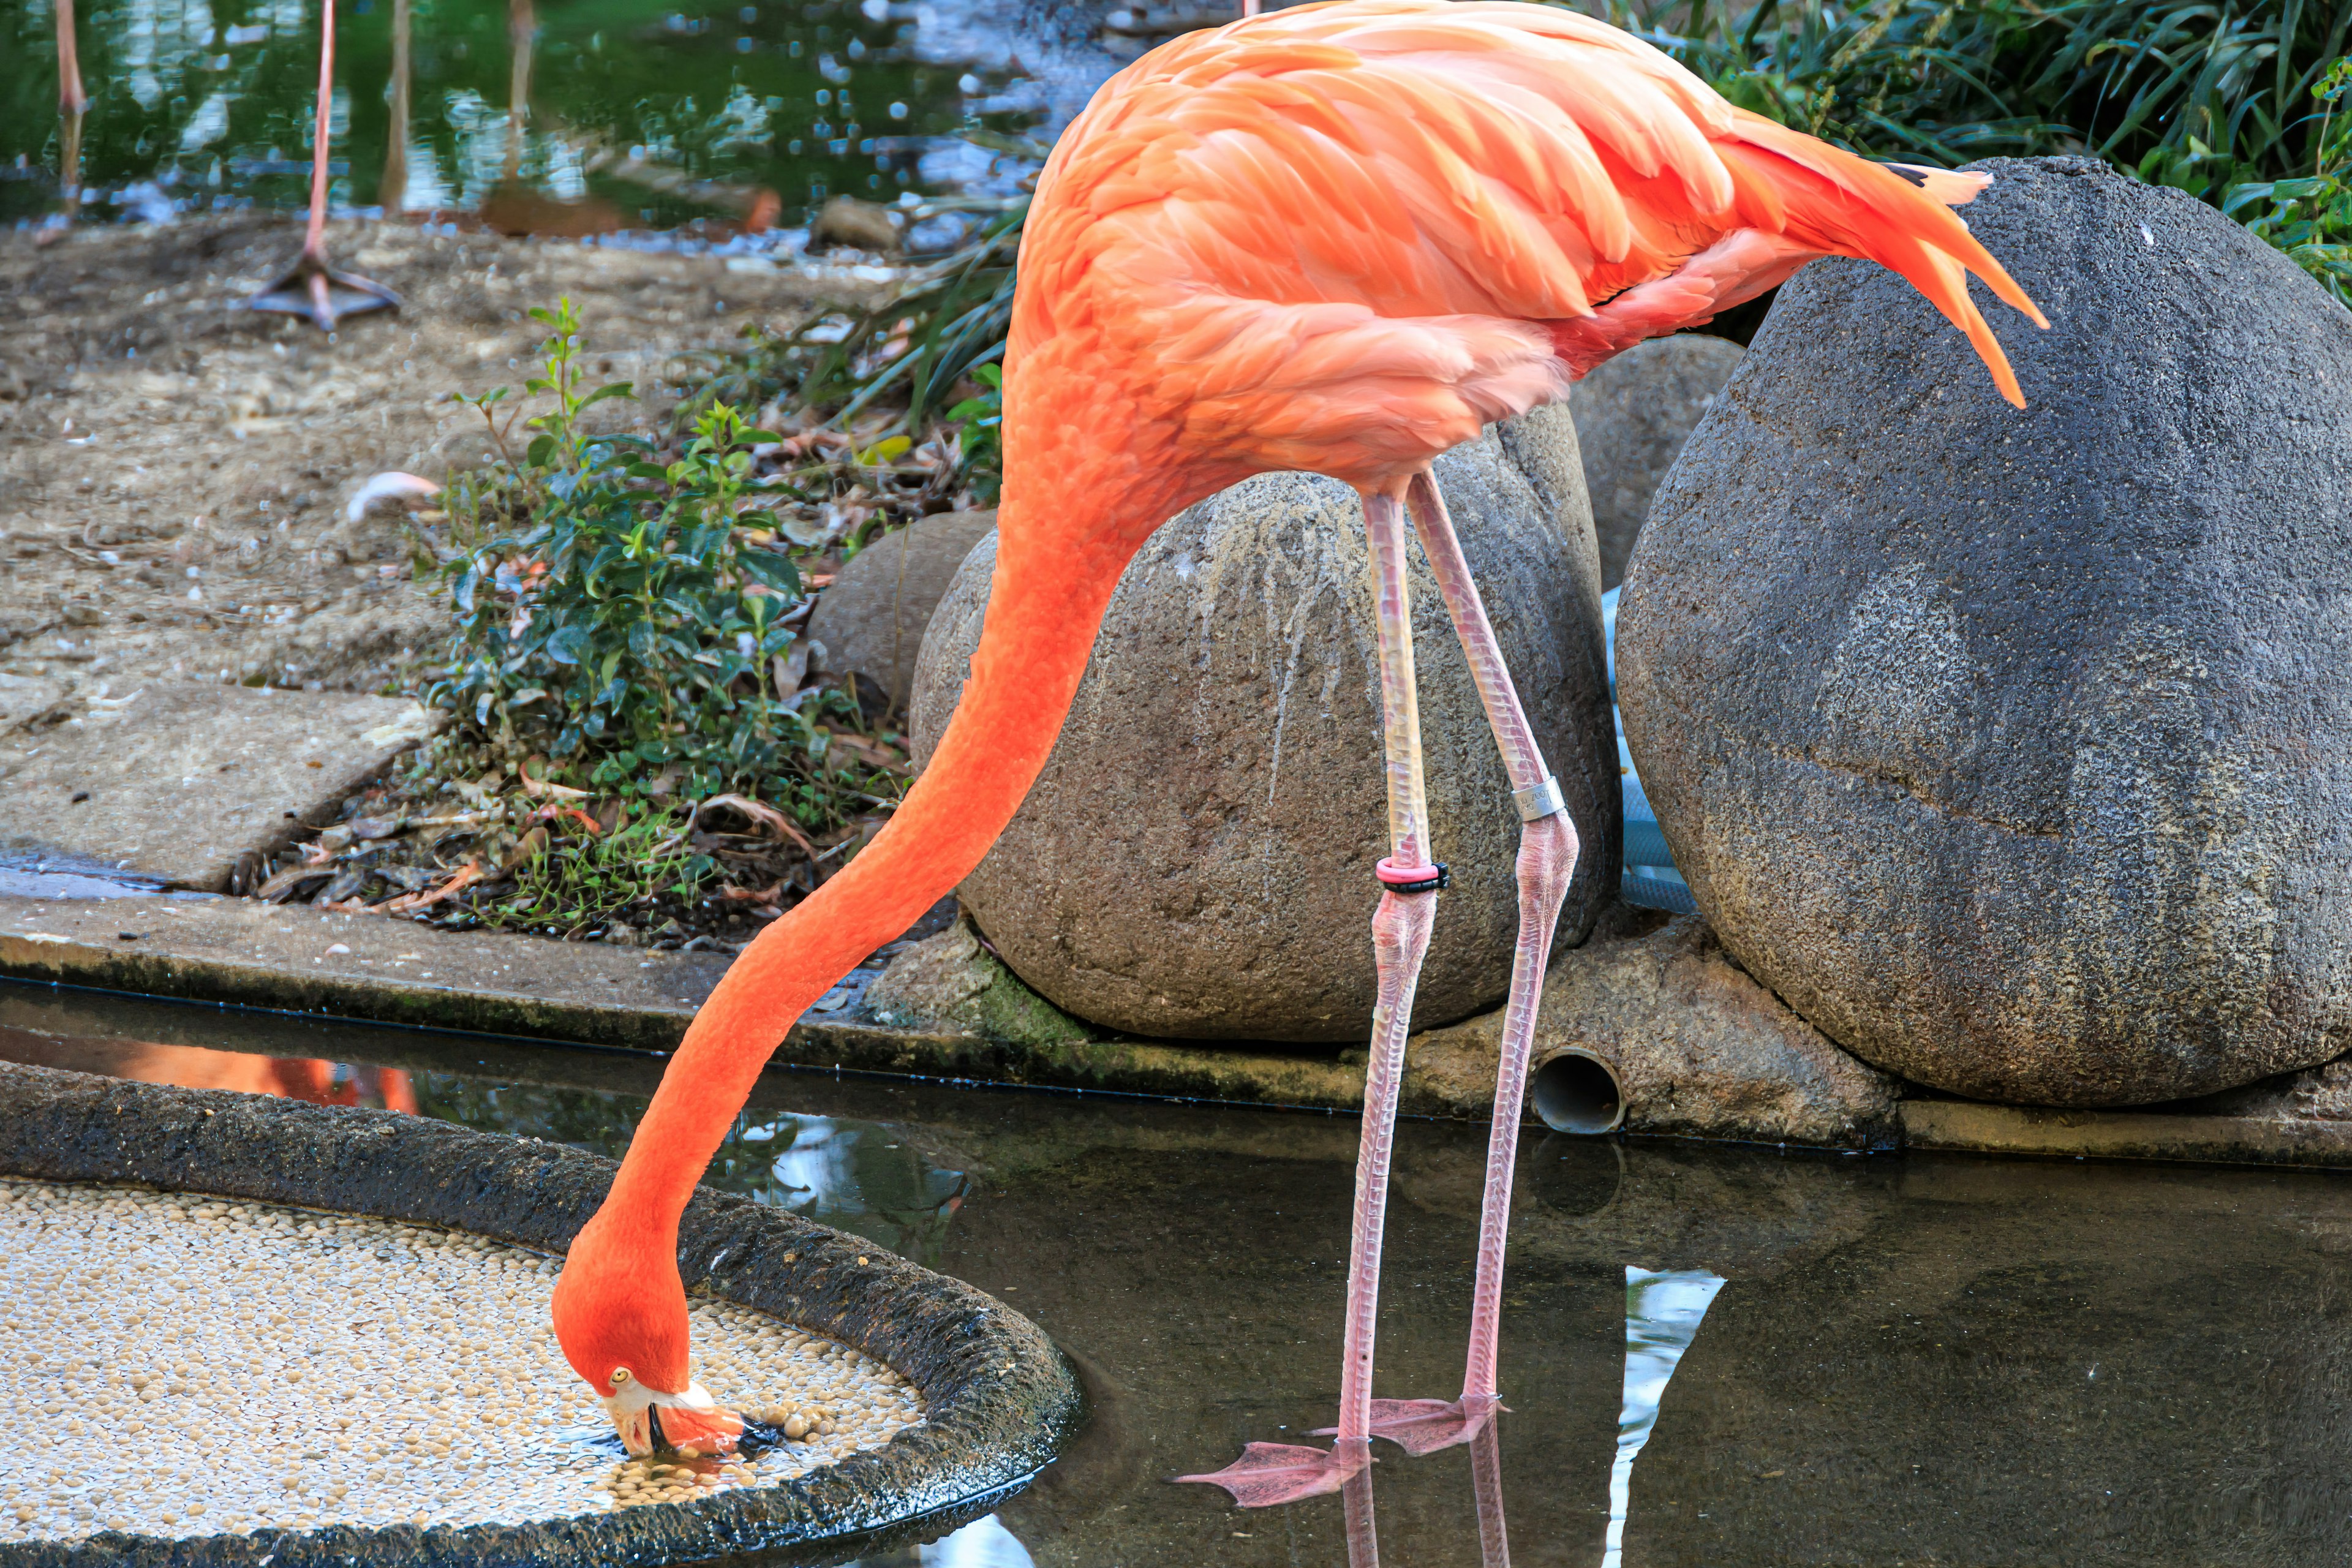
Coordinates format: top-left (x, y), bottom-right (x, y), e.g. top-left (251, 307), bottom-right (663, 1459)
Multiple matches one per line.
top-left (598, 1378), bottom-right (746, 1458)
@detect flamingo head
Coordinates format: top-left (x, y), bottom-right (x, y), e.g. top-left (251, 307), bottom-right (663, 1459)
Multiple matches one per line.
top-left (551, 1214), bottom-right (745, 1458)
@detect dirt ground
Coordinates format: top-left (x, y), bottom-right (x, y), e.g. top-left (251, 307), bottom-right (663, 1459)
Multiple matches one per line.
top-left (0, 214), bottom-right (881, 724)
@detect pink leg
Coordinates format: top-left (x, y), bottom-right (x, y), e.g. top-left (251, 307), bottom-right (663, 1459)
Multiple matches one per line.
top-left (1342, 1466), bottom-right (1381, 1568)
top-left (1469, 1417), bottom-right (1512, 1568)
top-left (56, 0), bottom-right (87, 115)
top-left (1334, 469), bottom-right (1580, 1456)
top-left (1177, 487), bottom-right (1440, 1507)
top-left (249, 0), bottom-right (401, 331)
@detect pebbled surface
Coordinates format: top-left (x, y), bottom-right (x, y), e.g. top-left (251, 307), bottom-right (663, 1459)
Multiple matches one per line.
top-left (1618, 155), bottom-right (2352, 1105)
top-left (0, 1061), bottom-right (1082, 1568)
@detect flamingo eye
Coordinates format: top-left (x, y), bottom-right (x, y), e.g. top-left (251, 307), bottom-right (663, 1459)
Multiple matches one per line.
top-left (610, 1367), bottom-right (632, 1387)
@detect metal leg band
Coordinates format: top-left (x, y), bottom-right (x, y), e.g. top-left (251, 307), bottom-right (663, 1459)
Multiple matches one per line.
top-left (1512, 776), bottom-right (1564, 823)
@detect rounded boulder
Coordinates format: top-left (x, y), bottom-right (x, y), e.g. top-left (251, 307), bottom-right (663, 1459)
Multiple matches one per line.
top-left (1569, 333), bottom-right (1744, 590)
top-left (911, 408), bottom-right (1617, 1042)
top-left (1618, 156), bottom-right (2352, 1105)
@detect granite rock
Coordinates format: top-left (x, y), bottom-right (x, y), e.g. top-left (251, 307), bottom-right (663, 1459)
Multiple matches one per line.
top-left (807, 510), bottom-right (997, 712)
top-left (1618, 156), bottom-right (2352, 1105)
top-left (1570, 334), bottom-right (1744, 590)
top-left (911, 409), bottom-right (1616, 1041)
top-left (1409, 912), bottom-right (1898, 1148)
top-left (865, 914), bottom-right (1094, 1047)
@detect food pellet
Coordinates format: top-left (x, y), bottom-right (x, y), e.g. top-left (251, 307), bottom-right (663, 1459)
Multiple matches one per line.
top-left (0, 1177), bottom-right (926, 1544)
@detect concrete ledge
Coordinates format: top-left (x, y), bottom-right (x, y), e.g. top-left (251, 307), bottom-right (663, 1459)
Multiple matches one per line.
top-left (1900, 1098), bottom-right (2352, 1170)
top-left (0, 894), bottom-right (1370, 1110)
top-left (12, 894), bottom-right (2352, 1174)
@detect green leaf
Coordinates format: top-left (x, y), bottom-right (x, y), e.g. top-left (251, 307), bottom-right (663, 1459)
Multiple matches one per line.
top-left (546, 625), bottom-right (590, 666)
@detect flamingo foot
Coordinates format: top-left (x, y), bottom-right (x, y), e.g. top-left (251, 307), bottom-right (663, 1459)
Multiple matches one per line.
top-left (1174, 1438), bottom-right (1371, 1507)
top-left (1314, 1392), bottom-right (1506, 1455)
top-left (249, 249), bottom-right (399, 332)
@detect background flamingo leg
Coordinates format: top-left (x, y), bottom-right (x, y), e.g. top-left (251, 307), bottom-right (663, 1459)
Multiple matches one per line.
top-left (1175, 488), bottom-right (1440, 1507)
top-left (249, 0), bottom-right (400, 331)
top-left (1333, 469), bottom-right (1580, 1457)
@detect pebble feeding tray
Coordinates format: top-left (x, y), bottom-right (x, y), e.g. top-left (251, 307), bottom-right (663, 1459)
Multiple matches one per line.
top-left (0, 1062), bottom-right (1082, 1567)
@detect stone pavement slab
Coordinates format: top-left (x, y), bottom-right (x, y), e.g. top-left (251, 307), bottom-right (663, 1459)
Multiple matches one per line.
top-left (0, 684), bottom-right (442, 890)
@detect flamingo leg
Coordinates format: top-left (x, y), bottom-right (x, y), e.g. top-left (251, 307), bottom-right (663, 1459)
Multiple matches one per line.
top-left (1335, 469), bottom-right (1580, 1456)
top-left (249, 0), bottom-right (399, 331)
top-left (1469, 1416), bottom-right (1512, 1567)
top-left (56, 0), bottom-right (87, 115)
top-left (1175, 486), bottom-right (1439, 1507)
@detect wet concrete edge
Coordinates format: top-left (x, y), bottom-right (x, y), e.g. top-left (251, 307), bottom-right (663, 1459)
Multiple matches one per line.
top-left (0, 1061), bottom-right (1085, 1568)
top-left (1899, 1098), bottom-right (2352, 1170)
top-left (0, 894), bottom-right (1369, 1111)
top-left (7, 896), bottom-right (2350, 1172)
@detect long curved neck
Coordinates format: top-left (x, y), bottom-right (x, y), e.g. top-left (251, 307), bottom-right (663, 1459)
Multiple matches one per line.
top-left (602, 485), bottom-right (1155, 1226)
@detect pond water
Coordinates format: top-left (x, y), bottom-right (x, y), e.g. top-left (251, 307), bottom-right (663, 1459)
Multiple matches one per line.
top-left (1, 0), bottom-right (1080, 230)
top-left (6, 981), bottom-right (2352, 1566)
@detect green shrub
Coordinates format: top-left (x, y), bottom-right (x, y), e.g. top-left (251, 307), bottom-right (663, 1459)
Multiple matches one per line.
top-left (1604, 0), bottom-right (2352, 204)
top-left (425, 299), bottom-right (861, 805)
top-left (2226, 58), bottom-right (2352, 301)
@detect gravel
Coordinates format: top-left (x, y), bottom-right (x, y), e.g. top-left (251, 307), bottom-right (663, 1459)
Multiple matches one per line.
top-left (0, 1177), bottom-right (922, 1547)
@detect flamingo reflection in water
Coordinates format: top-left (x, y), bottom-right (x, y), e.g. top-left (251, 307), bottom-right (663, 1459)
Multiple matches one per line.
top-left (1335, 1265), bottom-right (1726, 1568)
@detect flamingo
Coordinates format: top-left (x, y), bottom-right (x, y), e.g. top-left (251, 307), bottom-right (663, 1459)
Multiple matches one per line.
top-left (551, 0), bottom-right (2043, 1501)
top-left (249, 0), bottom-right (399, 330)
top-left (53, 0), bottom-right (87, 116)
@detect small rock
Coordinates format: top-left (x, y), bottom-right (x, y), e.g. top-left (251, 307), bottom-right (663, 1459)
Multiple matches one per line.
top-left (807, 197), bottom-right (902, 255)
top-left (1570, 334), bottom-right (1743, 590)
top-left (1408, 913), bottom-right (1899, 1148)
top-left (864, 914), bottom-right (1093, 1048)
top-left (804, 510), bottom-right (996, 714)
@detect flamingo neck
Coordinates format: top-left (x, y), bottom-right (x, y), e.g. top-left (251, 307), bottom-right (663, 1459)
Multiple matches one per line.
top-left (599, 458), bottom-right (1188, 1237)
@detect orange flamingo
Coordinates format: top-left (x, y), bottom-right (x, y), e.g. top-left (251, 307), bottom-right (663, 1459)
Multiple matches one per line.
top-left (552, 0), bottom-right (2042, 1499)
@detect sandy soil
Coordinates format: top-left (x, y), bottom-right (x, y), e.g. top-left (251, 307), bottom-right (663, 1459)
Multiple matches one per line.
top-left (0, 215), bottom-right (879, 723)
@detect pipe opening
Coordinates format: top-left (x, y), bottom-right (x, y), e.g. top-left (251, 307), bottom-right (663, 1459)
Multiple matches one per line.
top-left (1529, 1048), bottom-right (1624, 1135)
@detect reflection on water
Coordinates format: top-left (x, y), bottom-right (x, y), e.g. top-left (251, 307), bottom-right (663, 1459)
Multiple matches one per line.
top-left (746, 1110), bottom-right (970, 1267)
top-left (2, 0), bottom-right (1045, 228)
top-left (1604, 1267), bottom-right (1725, 1568)
top-left (12, 985), bottom-right (2352, 1566)
top-left (847, 1512), bottom-right (1033, 1566)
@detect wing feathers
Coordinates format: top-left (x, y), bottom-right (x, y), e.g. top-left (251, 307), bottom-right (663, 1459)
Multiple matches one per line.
top-left (1018, 0), bottom-right (2045, 487)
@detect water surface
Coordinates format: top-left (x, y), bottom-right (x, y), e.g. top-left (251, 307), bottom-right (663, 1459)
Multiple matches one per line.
top-left (4, 981), bottom-right (2348, 1566)
top-left (2, 0), bottom-right (1058, 228)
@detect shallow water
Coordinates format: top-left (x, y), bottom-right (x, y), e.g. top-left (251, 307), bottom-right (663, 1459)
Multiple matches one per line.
top-left (6, 980), bottom-right (2352, 1566)
top-left (1, 0), bottom-right (1064, 230)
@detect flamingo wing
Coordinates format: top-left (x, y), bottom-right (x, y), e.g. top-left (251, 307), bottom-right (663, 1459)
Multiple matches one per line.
top-left (1015, 0), bottom-right (2044, 491)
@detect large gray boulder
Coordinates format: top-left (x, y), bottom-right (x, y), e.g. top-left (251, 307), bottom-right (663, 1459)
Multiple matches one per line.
top-left (911, 407), bottom-right (1617, 1042)
top-left (1570, 334), bottom-right (1744, 590)
top-left (1618, 156), bottom-right (2352, 1106)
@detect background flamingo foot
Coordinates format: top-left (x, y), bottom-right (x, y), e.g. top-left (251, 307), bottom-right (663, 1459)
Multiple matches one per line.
top-left (249, 256), bottom-right (400, 332)
top-left (1173, 1439), bottom-right (1370, 1507)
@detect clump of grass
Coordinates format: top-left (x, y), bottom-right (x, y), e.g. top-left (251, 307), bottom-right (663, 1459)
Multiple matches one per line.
top-left (474, 812), bottom-right (720, 941)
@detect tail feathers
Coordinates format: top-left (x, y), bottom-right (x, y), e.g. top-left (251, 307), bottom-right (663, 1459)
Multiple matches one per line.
top-left (1887, 164), bottom-right (1991, 207)
top-left (1720, 113), bottom-right (2046, 407)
